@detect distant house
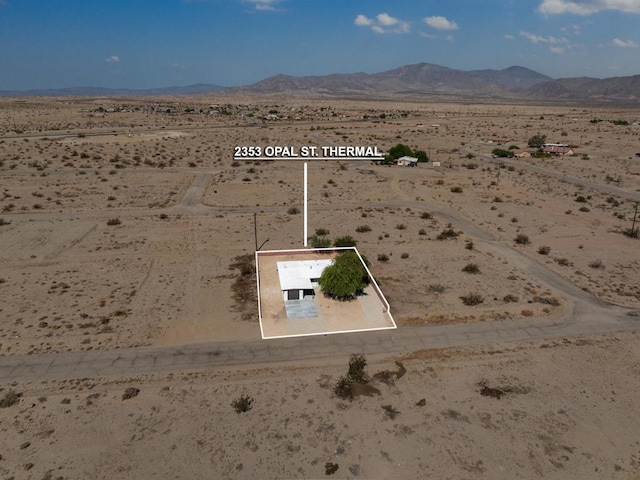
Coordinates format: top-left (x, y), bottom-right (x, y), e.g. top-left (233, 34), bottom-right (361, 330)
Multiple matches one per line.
top-left (512, 150), bottom-right (531, 158)
top-left (396, 156), bottom-right (418, 167)
top-left (542, 145), bottom-right (575, 156)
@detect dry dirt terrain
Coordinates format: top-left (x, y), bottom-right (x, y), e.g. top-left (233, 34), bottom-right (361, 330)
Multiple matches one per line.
top-left (0, 96), bottom-right (639, 479)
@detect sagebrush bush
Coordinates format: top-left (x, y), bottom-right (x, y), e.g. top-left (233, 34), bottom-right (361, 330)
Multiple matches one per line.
top-left (460, 293), bottom-right (484, 305)
top-left (462, 263), bottom-right (480, 274)
top-left (232, 394), bottom-right (254, 413)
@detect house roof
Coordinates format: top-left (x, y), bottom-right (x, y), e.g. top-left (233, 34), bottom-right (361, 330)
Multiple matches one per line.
top-left (276, 259), bottom-right (333, 291)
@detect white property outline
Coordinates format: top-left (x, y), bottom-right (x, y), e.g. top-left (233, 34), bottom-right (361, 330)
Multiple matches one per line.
top-left (255, 247), bottom-right (397, 340)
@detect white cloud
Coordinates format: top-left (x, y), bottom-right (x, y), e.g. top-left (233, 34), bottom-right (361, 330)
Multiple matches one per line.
top-left (612, 37), bottom-right (638, 47)
top-left (549, 46), bottom-right (566, 54)
top-left (354, 14), bottom-right (372, 27)
top-left (423, 15), bottom-right (459, 30)
top-left (246, 0), bottom-right (279, 11)
top-left (106, 55), bottom-right (120, 63)
top-left (504, 34), bottom-right (515, 40)
top-left (538, 0), bottom-right (640, 15)
top-left (354, 12), bottom-right (410, 34)
top-left (520, 31), bottom-right (567, 44)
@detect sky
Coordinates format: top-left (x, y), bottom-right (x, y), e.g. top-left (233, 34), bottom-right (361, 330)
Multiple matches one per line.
top-left (0, 0), bottom-right (639, 90)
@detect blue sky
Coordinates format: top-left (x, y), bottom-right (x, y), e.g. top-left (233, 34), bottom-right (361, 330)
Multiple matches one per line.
top-left (1, 0), bottom-right (639, 89)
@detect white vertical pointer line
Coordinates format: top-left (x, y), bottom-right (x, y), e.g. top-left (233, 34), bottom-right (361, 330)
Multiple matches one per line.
top-left (304, 162), bottom-right (308, 247)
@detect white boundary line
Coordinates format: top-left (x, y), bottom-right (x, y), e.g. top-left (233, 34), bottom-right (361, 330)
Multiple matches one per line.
top-left (255, 247), bottom-right (397, 340)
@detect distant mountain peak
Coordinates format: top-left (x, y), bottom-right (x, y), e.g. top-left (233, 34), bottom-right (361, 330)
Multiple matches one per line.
top-left (2, 62), bottom-right (639, 103)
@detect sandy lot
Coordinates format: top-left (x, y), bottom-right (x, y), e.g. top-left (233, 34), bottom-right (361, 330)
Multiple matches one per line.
top-left (1, 95), bottom-right (639, 478)
top-left (1, 334), bottom-right (639, 479)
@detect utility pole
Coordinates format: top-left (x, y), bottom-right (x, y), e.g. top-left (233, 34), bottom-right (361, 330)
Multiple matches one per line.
top-left (631, 201), bottom-right (639, 237)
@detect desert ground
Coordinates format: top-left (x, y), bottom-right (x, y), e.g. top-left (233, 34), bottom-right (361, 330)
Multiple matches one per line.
top-left (0, 95), bottom-right (639, 479)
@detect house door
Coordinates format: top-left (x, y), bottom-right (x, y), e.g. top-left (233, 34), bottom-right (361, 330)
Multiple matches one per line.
top-left (288, 290), bottom-right (300, 300)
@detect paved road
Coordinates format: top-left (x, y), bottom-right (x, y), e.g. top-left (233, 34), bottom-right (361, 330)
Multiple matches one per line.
top-left (2, 165), bottom-right (639, 383)
top-left (2, 307), bottom-right (638, 383)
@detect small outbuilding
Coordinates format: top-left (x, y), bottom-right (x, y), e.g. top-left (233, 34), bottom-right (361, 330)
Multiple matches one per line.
top-left (396, 156), bottom-right (418, 167)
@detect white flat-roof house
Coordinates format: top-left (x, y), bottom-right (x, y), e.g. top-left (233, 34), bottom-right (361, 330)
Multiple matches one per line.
top-left (396, 156), bottom-right (418, 167)
top-left (276, 259), bottom-right (333, 301)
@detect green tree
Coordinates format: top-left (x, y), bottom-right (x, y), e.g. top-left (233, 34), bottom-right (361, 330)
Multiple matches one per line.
top-left (319, 251), bottom-right (369, 300)
top-left (527, 134), bottom-right (546, 148)
top-left (492, 148), bottom-right (514, 158)
top-left (414, 149), bottom-right (429, 162)
top-left (386, 143), bottom-right (413, 161)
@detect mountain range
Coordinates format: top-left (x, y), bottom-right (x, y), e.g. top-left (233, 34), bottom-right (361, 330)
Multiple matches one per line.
top-left (2, 63), bottom-right (639, 103)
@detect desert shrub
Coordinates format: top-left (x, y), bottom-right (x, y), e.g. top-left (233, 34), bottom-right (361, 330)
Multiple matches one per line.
top-left (325, 463), bottom-right (339, 475)
top-left (377, 253), bottom-right (389, 262)
top-left (122, 387), bottom-right (140, 400)
top-left (503, 294), bottom-right (519, 303)
top-left (287, 206), bottom-right (300, 215)
top-left (493, 196), bottom-right (503, 203)
top-left (420, 212), bottom-right (432, 219)
top-left (348, 353), bottom-right (368, 383)
top-left (514, 234), bottom-right (530, 245)
top-left (579, 206), bottom-right (590, 212)
top-left (395, 223), bottom-right (406, 230)
top-left (315, 228), bottom-right (329, 236)
top-left (333, 235), bottom-right (357, 247)
top-left (0, 390), bottom-right (21, 408)
top-left (556, 257), bottom-right (571, 266)
top-left (0, 218), bottom-right (11, 226)
top-left (533, 296), bottom-right (561, 306)
top-left (450, 186), bottom-right (463, 193)
top-left (588, 259), bottom-right (604, 269)
top-left (428, 283), bottom-right (446, 294)
top-left (575, 195), bottom-right (587, 203)
top-left (623, 228), bottom-right (639, 239)
top-left (400, 252), bottom-right (409, 259)
top-left (437, 227), bottom-right (459, 240)
top-left (511, 217), bottom-right (518, 223)
top-left (465, 240), bottom-right (474, 250)
top-left (418, 228), bottom-right (427, 236)
top-left (537, 245), bottom-right (551, 255)
top-left (355, 225), bottom-right (371, 233)
top-left (521, 309), bottom-right (534, 317)
top-left (460, 293), bottom-right (484, 306)
top-left (231, 394), bottom-right (254, 413)
top-left (107, 218), bottom-right (121, 226)
top-left (462, 263), bottom-right (480, 274)
top-left (333, 376), bottom-right (353, 400)
top-left (382, 404), bottom-right (401, 419)
top-left (309, 235), bottom-right (331, 248)
top-left (436, 179), bottom-right (445, 185)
